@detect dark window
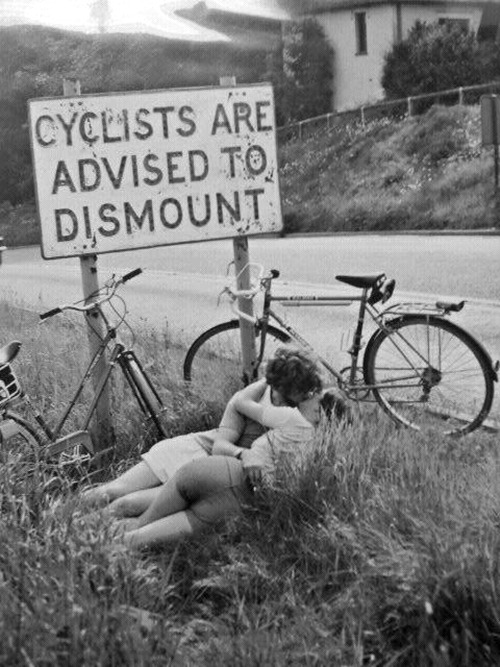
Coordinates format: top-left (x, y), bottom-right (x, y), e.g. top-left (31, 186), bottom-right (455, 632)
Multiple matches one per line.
top-left (438, 17), bottom-right (470, 32)
top-left (355, 12), bottom-right (367, 54)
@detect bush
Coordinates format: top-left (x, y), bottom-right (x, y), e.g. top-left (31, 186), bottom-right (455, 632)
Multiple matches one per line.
top-left (382, 22), bottom-right (485, 99)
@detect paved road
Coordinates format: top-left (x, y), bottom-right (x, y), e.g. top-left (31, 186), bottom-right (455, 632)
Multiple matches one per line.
top-left (1, 235), bottom-right (499, 423)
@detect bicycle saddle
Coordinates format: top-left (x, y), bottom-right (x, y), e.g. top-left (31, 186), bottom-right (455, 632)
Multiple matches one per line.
top-left (0, 341), bottom-right (21, 365)
top-left (336, 274), bottom-right (385, 289)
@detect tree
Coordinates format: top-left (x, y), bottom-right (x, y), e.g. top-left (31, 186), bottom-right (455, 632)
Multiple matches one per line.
top-left (270, 18), bottom-right (333, 124)
top-left (382, 21), bottom-right (484, 99)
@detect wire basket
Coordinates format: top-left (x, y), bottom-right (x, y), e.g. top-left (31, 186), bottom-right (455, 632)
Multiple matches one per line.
top-left (0, 363), bottom-right (21, 407)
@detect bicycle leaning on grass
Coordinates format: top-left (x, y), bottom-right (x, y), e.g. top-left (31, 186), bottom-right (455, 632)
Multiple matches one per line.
top-left (0, 268), bottom-right (168, 461)
top-left (184, 264), bottom-right (498, 436)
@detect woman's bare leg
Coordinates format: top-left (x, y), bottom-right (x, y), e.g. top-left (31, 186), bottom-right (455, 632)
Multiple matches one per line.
top-left (82, 461), bottom-right (161, 507)
top-left (123, 511), bottom-right (198, 548)
top-left (106, 487), bottom-right (162, 518)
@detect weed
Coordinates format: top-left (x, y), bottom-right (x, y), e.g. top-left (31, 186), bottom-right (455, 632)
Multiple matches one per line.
top-left (0, 303), bottom-right (499, 664)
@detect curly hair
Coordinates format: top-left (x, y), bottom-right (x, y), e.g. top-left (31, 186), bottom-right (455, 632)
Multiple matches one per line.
top-left (265, 346), bottom-right (323, 402)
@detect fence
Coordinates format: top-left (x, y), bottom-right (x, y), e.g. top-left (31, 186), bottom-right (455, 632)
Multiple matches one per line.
top-left (277, 80), bottom-right (500, 142)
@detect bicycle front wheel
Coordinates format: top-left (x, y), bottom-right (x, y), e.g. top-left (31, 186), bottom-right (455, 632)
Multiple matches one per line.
top-left (120, 351), bottom-right (167, 439)
top-left (363, 315), bottom-right (494, 436)
top-left (183, 320), bottom-right (290, 406)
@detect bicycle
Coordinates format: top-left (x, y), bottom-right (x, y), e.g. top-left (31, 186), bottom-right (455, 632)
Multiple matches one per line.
top-left (0, 268), bottom-right (168, 463)
top-left (184, 264), bottom-right (498, 436)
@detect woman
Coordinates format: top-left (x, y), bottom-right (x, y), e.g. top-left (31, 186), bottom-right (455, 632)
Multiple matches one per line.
top-left (118, 364), bottom-right (324, 549)
top-left (83, 346), bottom-right (324, 519)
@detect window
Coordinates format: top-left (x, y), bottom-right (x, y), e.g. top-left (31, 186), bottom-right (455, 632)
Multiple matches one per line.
top-left (355, 12), bottom-right (367, 54)
top-left (438, 17), bottom-right (470, 32)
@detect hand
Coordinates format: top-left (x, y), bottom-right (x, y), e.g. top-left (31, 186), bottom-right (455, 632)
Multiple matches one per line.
top-left (240, 450), bottom-right (263, 490)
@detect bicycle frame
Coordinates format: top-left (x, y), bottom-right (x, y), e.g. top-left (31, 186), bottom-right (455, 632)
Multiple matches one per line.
top-left (260, 287), bottom-right (376, 393)
top-left (254, 280), bottom-right (465, 399)
top-left (14, 269), bottom-right (168, 455)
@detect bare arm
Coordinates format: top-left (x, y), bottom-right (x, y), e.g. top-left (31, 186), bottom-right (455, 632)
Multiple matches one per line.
top-left (212, 380), bottom-right (268, 457)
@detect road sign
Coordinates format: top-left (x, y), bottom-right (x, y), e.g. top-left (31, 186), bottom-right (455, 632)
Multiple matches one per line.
top-left (28, 84), bottom-right (283, 259)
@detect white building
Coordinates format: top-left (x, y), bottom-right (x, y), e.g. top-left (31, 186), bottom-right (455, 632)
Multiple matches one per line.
top-left (299, 0), bottom-right (500, 111)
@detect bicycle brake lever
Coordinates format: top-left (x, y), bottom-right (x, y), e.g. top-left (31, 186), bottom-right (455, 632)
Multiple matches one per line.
top-left (217, 286), bottom-right (231, 306)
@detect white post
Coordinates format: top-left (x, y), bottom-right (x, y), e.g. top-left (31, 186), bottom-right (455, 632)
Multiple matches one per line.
top-left (220, 76), bottom-right (257, 383)
top-left (407, 97), bottom-right (414, 117)
top-left (232, 236), bottom-right (257, 383)
top-left (63, 78), bottom-right (113, 449)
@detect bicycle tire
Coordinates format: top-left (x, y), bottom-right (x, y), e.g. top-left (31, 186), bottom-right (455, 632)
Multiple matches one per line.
top-left (0, 410), bottom-right (46, 493)
top-left (183, 320), bottom-right (290, 405)
top-left (120, 351), bottom-right (168, 439)
top-left (363, 315), bottom-right (494, 436)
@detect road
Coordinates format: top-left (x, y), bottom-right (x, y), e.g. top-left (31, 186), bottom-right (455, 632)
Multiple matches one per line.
top-left (1, 235), bottom-right (499, 422)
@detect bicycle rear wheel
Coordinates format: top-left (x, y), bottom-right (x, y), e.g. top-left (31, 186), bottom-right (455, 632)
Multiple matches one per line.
top-left (0, 410), bottom-right (46, 495)
top-left (363, 315), bottom-right (494, 436)
top-left (183, 320), bottom-right (290, 406)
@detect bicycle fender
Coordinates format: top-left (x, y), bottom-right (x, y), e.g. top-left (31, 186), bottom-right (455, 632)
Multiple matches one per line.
top-left (369, 314), bottom-right (498, 382)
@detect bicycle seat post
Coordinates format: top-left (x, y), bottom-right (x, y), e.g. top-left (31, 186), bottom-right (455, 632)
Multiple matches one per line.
top-left (348, 287), bottom-right (370, 383)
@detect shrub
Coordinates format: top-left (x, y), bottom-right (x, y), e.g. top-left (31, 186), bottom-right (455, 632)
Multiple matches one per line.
top-left (382, 22), bottom-right (484, 99)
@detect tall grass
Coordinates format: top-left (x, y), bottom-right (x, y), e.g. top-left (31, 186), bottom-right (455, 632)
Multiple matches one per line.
top-left (280, 104), bottom-right (498, 233)
top-left (0, 302), bottom-right (499, 665)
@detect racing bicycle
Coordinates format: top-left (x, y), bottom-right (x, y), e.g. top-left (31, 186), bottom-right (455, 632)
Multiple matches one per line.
top-left (184, 264), bottom-right (498, 436)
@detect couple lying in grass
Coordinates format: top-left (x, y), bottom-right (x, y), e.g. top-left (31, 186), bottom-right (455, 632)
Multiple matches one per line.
top-left (83, 346), bottom-right (345, 549)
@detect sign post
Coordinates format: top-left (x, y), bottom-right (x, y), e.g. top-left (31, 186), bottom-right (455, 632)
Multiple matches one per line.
top-left (220, 76), bottom-right (257, 383)
top-left (62, 79), bottom-right (112, 449)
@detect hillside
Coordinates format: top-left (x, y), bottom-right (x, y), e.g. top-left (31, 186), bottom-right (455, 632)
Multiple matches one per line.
top-left (0, 103), bottom-right (496, 246)
top-left (280, 103), bottom-right (497, 233)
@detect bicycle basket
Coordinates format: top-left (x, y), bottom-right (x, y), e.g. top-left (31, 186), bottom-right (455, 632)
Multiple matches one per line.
top-left (0, 362), bottom-right (21, 407)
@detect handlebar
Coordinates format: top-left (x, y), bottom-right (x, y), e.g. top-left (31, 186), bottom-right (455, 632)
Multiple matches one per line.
top-left (39, 268), bottom-right (143, 321)
top-left (122, 268), bottom-right (142, 283)
top-left (224, 264), bottom-right (279, 300)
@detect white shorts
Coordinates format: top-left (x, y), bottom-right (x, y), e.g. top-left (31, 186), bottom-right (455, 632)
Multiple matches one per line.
top-left (141, 430), bottom-right (215, 483)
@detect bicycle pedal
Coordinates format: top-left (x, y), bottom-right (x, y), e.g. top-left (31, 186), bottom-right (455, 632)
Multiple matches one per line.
top-left (48, 431), bottom-right (95, 457)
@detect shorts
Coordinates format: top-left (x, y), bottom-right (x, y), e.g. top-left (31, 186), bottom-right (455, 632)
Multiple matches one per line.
top-left (141, 430), bottom-right (215, 483)
top-left (175, 455), bottom-right (254, 525)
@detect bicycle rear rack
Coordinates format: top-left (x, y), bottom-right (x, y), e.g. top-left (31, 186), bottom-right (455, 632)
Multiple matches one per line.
top-left (381, 302), bottom-right (460, 317)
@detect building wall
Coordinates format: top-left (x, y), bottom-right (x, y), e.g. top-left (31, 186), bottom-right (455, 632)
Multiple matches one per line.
top-left (314, 2), bottom-right (484, 112)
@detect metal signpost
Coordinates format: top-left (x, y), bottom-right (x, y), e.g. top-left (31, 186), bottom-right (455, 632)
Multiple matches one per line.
top-left (28, 82), bottom-right (283, 443)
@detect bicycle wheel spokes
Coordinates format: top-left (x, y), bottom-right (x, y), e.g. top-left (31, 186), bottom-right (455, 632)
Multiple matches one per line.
top-left (183, 321), bottom-right (290, 406)
top-left (365, 316), bottom-right (494, 436)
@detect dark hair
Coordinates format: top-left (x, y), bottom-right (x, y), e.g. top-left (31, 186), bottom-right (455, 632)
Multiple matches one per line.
top-left (265, 346), bottom-right (322, 401)
top-left (320, 389), bottom-right (353, 424)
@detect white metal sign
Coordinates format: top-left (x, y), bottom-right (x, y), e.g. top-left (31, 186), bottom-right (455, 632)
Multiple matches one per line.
top-left (28, 84), bottom-right (283, 259)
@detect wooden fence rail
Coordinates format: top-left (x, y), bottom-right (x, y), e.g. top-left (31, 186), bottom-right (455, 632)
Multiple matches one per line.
top-left (277, 80), bottom-right (500, 142)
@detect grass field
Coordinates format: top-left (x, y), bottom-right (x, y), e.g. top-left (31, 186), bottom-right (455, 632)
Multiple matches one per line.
top-left (0, 301), bottom-right (499, 665)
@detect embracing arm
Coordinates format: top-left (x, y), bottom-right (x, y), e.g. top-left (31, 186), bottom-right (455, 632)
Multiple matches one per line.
top-left (212, 379), bottom-right (269, 457)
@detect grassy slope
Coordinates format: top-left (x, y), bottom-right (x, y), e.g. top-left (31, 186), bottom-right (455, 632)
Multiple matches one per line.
top-left (0, 302), bottom-right (500, 665)
top-left (1, 103), bottom-right (497, 247)
top-left (280, 104), bottom-right (498, 233)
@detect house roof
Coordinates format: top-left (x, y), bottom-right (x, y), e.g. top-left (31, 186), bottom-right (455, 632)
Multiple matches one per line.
top-left (194, 0), bottom-right (292, 21)
top-left (175, 1), bottom-right (290, 50)
top-left (0, 0), bottom-right (230, 41)
top-left (299, 0), bottom-right (500, 9)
